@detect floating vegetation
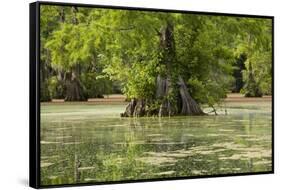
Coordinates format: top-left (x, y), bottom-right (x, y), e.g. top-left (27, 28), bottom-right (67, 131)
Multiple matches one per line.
top-left (84, 178), bottom-right (96, 182)
top-left (41, 141), bottom-right (60, 144)
top-left (78, 166), bottom-right (95, 171)
top-left (55, 136), bottom-right (72, 139)
top-left (155, 171), bottom-right (175, 176)
top-left (41, 155), bottom-right (59, 160)
top-left (219, 167), bottom-right (241, 171)
top-left (41, 162), bottom-right (54, 167)
top-left (47, 176), bottom-right (58, 180)
top-left (136, 156), bottom-right (177, 165)
top-left (207, 134), bottom-right (222, 137)
top-left (191, 170), bottom-right (207, 175)
top-left (147, 134), bottom-right (164, 137)
top-left (211, 142), bottom-right (247, 150)
top-left (253, 160), bottom-right (272, 166)
top-left (63, 142), bottom-right (82, 145)
top-left (40, 102), bottom-right (272, 185)
top-left (218, 129), bottom-right (235, 132)
top-left (219, 149), bottom-right (271, 160)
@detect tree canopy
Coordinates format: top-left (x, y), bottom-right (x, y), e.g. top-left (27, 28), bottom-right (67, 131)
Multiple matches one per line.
top-left (40, 5), bottom-right (272, 116)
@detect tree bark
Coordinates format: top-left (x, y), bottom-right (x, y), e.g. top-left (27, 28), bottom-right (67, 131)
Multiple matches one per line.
top-left (64, 71), bottom-right (87, 101)
top-left (244, 62), bottom-right (262, 97)
top-left (121, 22), bottom-right (204, 117)
top-left (63, 7), bottom-right (87, 101)
top-left (177, 77), bottom-right (204, 115)
top-left (121, 99), bottom-right (137, 117)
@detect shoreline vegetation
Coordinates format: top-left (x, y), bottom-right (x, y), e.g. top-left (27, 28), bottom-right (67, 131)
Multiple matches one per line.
top-left (40, 92), bottom-right (272, 117)
top-left (40, 6), bottom-right (272, 117)
top-left (41, 93), bottom-right (272, 105)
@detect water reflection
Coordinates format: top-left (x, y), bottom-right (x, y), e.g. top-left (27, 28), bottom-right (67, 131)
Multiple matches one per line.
top-left (40, 102), bottom-right (272, 185)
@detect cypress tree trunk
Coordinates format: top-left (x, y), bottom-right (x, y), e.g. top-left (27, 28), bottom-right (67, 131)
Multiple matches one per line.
top-left (40, 61), bottom-right (51, 102)
top-left (244, 62), bottom-right (262, 97)
top-left (177, 77), bottom-right (204, 115)
top-left (40, 49), bottom-right (52, 102)
top-left (232, 53), bottom-right (246, 93)
top-left (121, 22), bottom-right (204, 117)
top-left (64, 7), bottom-right (87, 101)
top-left (64, 68), bottom-right (87, 101)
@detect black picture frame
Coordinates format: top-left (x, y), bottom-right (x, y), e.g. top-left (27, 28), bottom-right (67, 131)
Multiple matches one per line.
top-left (30, 1), bottom-right (274, 188)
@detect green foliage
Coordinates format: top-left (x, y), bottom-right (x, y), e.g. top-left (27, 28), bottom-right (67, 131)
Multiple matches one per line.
top-left (246, 50), bottom-right (272, 95)
top-left (47, 76), bottom-right (65, 99)
top-left (234, 18), bottom-right (272, 96)
top-left (188, 75), bottom-right (232, 107)
top-left (174, 15), bottom-right (236, 106)
top-left (232, 54), bottom-right (247, 92)
top-left (81, 73), bottom-right (112, 98)
top-left (40, 81), bottom-right (51, 102)
top-left (242, 62), bottom-right (262, 97)
top-left (45, 23), bottom-right (91, 70)
top-left (40, 5), bottom-right (272, 105)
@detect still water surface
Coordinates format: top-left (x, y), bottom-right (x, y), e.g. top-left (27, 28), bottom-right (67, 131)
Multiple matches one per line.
top-left (40, 101), bottom-right (272, 185)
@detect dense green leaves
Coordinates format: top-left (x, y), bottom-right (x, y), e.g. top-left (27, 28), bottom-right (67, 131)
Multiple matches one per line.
top-left (40, 5), bottom-right (272, 105)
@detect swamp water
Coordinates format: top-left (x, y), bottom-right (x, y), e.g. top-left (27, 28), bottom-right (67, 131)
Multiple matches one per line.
top-left (40, 101), bottom-right (272, 185)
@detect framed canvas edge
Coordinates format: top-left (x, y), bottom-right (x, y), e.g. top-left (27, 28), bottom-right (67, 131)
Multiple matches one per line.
top-left (30, 1), bottom-right (41, 189)
top-left (29, 1), bottom-right (275, 189)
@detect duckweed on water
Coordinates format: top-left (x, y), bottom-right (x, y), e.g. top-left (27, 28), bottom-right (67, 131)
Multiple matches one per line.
top-left (40, 102), bottom-right (272, 185)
